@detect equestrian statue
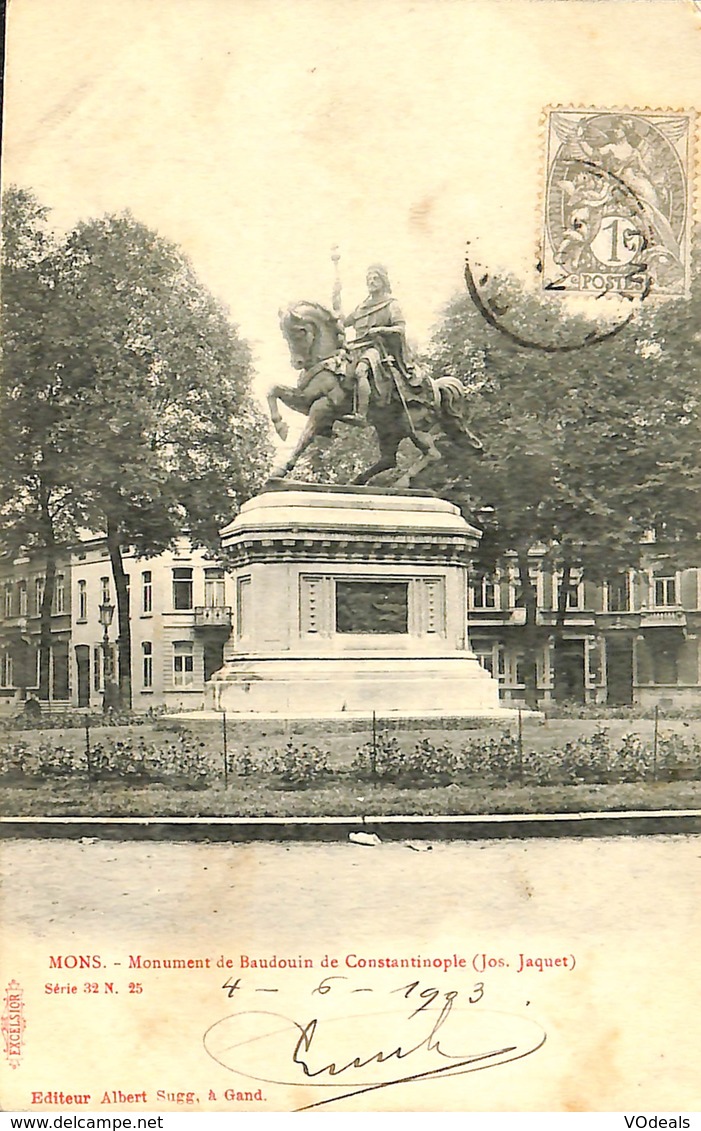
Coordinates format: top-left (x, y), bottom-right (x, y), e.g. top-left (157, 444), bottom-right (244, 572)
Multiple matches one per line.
top-left (267, 260), bottom-right (482, 486)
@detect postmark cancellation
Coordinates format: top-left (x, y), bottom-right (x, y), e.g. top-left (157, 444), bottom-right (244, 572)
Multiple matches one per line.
top-left (542, 108), bottom-right (694, 297)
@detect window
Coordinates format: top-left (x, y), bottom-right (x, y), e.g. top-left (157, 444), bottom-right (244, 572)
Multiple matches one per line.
top-left (204, 568), bottom-right (226, 608)
top-left (100, 576), bottom-right (111, 606)
top-left (607, 574), bottom-right (630, 613)
top-left (53, 574), bottom-right (65, 615)
top-left (142, 642), bottom-right (153, 689)
top-left (173, 640), bottom-right (194, 686)
top-left (474, 646), bottom-right (505, 681)
top-left (4, 583), bottom-right (13, 619)
top-left (34, 577), bottom-right (45, 614)
top-left (1, 650), bottom-right (13, 688)
top-left (473, 644), bottom-right (494, 674)
top-left (509, 568), bottom-right (526, 609)
top-left (172, 568), bottom-right (193, 611)
top-left (18, 582), bottom-right (28, 617)
top-left (141, 571), bottom-right (153, 615)
top-left (78, 580), bottom-right (87, 621)
top-left (471, 577), bottom-right (497, 609)
top-left (653, 575), bottom-right (677, 607)
top-left (556, 571), bottom-right (583, 611)
top-left (565, 583), bottom-right (582, 610)
top-left (335, 580), bottom-right (408, 634)
top-left (653, 646), bottom-right (678, 685)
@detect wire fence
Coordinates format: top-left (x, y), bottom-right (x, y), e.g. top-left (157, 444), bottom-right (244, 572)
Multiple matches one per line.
top-left (2, 704), bottom-right (700, 791)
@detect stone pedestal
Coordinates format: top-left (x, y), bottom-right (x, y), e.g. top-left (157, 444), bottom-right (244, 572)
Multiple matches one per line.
top-left (206, 486), bottom-right (505, 719)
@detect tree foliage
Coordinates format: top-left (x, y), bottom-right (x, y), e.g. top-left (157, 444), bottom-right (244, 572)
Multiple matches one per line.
top-left (426, 270), bottom-right (701, 566)
top-left (1, 189), bottom-right (67, 550)
top-left (419, 265), bottom-right (701, 702)
top-left (1, 187), bottom-right (273, 705)
top-left (53, 213), bottom-right (271, 552)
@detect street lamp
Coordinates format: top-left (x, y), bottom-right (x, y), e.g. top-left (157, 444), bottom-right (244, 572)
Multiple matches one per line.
top-left (98, 600), bottom-right (115, 711)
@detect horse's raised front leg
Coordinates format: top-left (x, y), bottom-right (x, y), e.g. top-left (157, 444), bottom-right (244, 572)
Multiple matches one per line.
top-left (267, 386), bottom-right (289, 442)
top-left (269, 420), bottom-right (314, 478)
top-left (270, 395), bottom-right (336, 480)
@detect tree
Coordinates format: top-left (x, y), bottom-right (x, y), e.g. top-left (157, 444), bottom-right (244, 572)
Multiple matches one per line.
top-left (419, 268), bottom-right (701, 705)
top-left (0, 187), bottom-right (79, 699)
top-left (2, 193), bottom-right (273, 707)
top-left (54, 213), bottom-right (272, 707)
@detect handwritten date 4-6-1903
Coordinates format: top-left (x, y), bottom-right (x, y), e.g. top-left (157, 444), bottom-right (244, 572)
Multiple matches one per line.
top-left (203, 978), bottom-right (546, 1111)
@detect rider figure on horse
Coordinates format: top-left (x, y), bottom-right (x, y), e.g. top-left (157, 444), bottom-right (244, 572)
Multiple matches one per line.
top-left (270, 269), bottom-right (482, 482)
top-left (342, 264), bottom-right (426, 426)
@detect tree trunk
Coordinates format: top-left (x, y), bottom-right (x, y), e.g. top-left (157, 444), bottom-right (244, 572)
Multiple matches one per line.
top-left (107, 524), bottom-right (132, 710)
top-left (517, 549), bottom-right (540, 709)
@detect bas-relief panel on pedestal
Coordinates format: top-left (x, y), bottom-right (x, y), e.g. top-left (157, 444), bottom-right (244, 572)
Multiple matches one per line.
top-left (299, 574), bottom-right (446, 640)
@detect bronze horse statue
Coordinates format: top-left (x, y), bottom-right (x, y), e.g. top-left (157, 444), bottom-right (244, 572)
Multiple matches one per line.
top-left (267, 300), bottom-right (482, 486)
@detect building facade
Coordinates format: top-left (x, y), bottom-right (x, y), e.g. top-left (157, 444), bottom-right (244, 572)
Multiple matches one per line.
top-left (469, 551), bottom-right (701, 708)
top-left (0, 536), bottom-right (232, 712)
top-left (0, 553), bottom-right (72, 707)
top-left (1, 535), bottom-right (700, 712)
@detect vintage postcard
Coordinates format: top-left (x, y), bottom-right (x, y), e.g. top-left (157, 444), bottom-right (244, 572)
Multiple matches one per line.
top-left (1, 0), bottom-right (701, 1116)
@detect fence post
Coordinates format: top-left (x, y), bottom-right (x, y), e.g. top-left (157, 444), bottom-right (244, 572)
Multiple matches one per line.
top-left (517, 707), bottom-right (523, 785)
top-left (652, 704), bottom-right (659, 782)
top-left (222, 710), bottom-right (229, 789)
top-left (85, 719), bottom-right (91, 781)
top-left (371, 710), bottom-right (377, 780)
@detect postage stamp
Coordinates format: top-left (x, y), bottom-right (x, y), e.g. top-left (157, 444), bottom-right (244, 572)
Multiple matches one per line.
top-left (542, 107), bottom-right (694, 297)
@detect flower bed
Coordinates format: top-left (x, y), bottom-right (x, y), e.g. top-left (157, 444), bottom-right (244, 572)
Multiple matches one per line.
top-left (2, 725), bottom-right (700, 791)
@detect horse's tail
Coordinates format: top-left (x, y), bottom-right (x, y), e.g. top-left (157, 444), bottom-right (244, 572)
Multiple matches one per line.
top-left (434, 376), bottom-right (483, 451)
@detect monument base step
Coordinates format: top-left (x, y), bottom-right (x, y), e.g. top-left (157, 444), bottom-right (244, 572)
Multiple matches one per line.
top-left (205, 654), bottom-right (509, 718)
top-left (170, 706), bottom-right (526, 723)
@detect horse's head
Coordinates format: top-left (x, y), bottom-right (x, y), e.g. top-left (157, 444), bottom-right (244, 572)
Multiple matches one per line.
top-left (279, 301), bottom-right (345, 371)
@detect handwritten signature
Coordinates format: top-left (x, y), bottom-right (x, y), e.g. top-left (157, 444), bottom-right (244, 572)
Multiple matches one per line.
top-left (203, 995), bottom-right (546, 1110)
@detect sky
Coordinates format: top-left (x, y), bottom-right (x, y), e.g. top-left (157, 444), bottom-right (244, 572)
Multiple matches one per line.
top-left (3, 0), bottom-right (701, 440)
